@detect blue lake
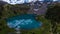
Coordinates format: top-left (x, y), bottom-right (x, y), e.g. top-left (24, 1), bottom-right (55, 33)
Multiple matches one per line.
top-left (6, 14), bottom-right (42, 30)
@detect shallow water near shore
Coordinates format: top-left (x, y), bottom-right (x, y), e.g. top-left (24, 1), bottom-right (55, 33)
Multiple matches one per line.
top-left (6, 14), bottom-right (42, 30)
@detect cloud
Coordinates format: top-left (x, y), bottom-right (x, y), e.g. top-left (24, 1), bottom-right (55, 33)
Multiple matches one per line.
top-left (2, 0), bottom-right (59, 4)
top-left (53, 0), bottom-right (58, 1)
top-left (2, 0), bottom-right (32, 4)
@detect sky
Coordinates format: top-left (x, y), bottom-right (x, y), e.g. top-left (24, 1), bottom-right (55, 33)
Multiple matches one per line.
top-left (2, 0), bottom-right (59, 4)
top-left (2, 0), bottom-right (33, 4)
top-left (2, 0), bottom-right (38, 4)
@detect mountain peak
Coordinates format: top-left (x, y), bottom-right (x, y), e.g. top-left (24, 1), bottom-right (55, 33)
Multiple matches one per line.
top-left (0, 1), bottom-right (8, 5)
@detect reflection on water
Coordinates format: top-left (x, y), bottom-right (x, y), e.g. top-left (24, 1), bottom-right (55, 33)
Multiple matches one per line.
top-left (6, 14), bottom-right (42, 30)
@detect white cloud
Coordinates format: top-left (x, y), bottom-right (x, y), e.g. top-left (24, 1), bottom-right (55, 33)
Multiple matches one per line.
top-left (3, 0), bottom-right (59, 4)
top-left (39, 0), bottom-right (44, 1)
top-left (53, 0), bottom-right (58, 1)
top-left (2, 0), bottom-right (24, 4)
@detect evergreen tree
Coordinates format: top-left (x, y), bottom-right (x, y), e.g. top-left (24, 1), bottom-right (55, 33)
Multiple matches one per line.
top-left (45, 4), bottom-right (60, 34)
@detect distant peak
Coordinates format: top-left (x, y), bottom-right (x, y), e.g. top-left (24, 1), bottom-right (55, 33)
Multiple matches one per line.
top-left (0, 1), bottom-right (8, 5)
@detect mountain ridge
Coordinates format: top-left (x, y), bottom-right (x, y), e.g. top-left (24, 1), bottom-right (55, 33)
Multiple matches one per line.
top-left (0, 1), bottom-right (8, 5)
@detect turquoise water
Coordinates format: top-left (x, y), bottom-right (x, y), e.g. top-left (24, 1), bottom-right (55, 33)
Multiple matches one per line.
top-left (6, 14), bottom-right (42, 30)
